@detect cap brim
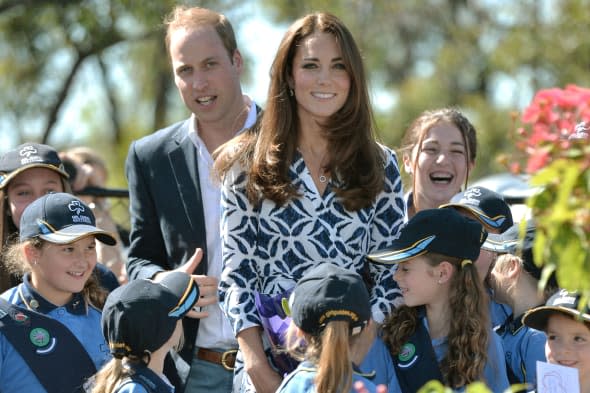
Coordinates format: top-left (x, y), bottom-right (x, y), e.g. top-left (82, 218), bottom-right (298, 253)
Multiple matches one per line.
top-left (368, 235), bottom-right (435, 264)
top-left (481, 233), bottom-right (517, 253)
top-left (0, 164), bottom-right (69, 189)
top-left (39, 225), bottom-right (117, 245)
top-left (522, 306), bottom-right (590, 331)
top-left (440, 203), bottom-right (508, 231)
top-left (159, 272), bottom-right (200, 318)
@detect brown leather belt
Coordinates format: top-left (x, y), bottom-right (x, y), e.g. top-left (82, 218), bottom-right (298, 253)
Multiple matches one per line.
top-left (196, 348), bottom-right (238, 371)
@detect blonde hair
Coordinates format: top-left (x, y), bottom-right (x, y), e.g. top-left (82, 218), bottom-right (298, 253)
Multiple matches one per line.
top-left (90, 358), bottom-right (130, 393)
top-left (3, 237), bottom-right (107, 309)
top-left (382, 252), bottom-right (489, 388)
top-left (286, 321), bottom-right (357, 393)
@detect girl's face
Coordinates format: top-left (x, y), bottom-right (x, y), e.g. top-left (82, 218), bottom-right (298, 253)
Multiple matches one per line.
top-left (291, 32), bottom-right (350, 129)
top-left (7, 168), bottom-right (64, 228)
top-left (28, 236), bottom-right (97, 306)
top-left (546, 313), bottom-right (590, 390)
top-left (405, 122), bottom-right (472, 209)
top-left (393, 256), bottom-right (441, 307)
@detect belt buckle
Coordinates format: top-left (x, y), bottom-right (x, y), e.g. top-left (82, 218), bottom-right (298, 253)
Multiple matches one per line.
top-left (221, 349), bottom-right (238, 371)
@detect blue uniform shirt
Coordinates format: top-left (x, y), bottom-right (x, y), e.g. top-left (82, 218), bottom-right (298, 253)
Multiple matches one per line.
top-left (359, 336), bottom-right (395, 388)
top-left (277, 360), bottom-right (378, 393)
top-left (495, 312), bottom-right (546, 389)
top-left (387, 316), bottom-right (509, 393)
top-left (1, 273), bottom-right (111, 369)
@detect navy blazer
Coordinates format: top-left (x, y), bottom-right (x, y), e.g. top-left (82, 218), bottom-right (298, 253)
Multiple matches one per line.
top-left (125, 118), bottom-right (207, 389)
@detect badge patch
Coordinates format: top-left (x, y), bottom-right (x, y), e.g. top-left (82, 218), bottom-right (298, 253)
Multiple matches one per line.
top-left (398, 343), bottom-right (416, 362)
top-left (30, 327), bottom-right (57, 354)
top-left (397, 342), bottom-right (419, 368)
top-left (14, 312), bottom-right (29, 323)
top-left (30, 328), bottom-right (50, 347)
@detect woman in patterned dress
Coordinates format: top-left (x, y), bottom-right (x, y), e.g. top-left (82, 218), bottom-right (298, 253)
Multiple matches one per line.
top-left (215, 12), bottom-right (405, 393)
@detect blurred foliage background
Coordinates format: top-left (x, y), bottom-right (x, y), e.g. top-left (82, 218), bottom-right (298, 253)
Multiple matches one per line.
top-left (1, 0), bottom-right (589, 189)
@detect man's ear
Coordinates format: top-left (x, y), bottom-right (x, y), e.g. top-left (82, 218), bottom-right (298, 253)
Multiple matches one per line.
top-left (232, 49), bottom-right (243, 71)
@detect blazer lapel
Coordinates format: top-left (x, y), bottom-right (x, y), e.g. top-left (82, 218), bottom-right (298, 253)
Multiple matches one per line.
top-left (168, 127), bottom-right (206, 245)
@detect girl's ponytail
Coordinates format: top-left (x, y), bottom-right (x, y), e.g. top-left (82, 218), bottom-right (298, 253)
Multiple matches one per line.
top-left (315, 321), bottom-right (353, 393)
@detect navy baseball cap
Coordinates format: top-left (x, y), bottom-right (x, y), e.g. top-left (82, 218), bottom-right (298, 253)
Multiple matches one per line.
top-left (19, 192), bottom-right (116, 245)
top-left (102, 272), bottom-right (199, 358)
top-left (0, 143), bottom-right (69, 189)
top-left (289, 264), bottom-right (370, 336)
top-left (368, 208), bottom-right (487, 264)
top-left (440, 186), bottom-right (513, 233)
top-left (523, 290), bottom-right (590, 331)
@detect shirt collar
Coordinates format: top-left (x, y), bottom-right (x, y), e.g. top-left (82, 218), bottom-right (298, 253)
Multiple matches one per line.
top-left (188, 95), bottom-right (258, 149)
top-left (18, 273), bottom-right (87, 315)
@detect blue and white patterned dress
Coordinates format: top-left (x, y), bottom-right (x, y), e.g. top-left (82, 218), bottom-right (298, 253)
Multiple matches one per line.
top-left (219, 144), bottom-right (405, 335)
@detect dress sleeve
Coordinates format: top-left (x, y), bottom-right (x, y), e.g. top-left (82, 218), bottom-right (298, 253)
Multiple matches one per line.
top-left (219, 165), bottom-right (262, 335)
top-left (368, 146), bottom-right (406, 322)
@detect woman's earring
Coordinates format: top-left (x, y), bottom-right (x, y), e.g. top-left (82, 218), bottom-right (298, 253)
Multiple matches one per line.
top-left (289, 88), bottom-right (294, 97)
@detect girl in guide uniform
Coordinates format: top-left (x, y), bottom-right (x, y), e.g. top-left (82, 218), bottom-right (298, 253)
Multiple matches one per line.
top-left (368, 209), bottom-right (509, 393)
top-left (91, 271), bottom-right (199, 393)
top-left (1, 192), bottom-right (117, 392)
top-left (0, 142), bottom-right (119, 293)
top-left (276, 263), bottom-right (380, 393)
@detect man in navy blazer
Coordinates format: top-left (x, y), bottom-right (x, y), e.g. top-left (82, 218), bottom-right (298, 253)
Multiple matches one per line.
top-left (125, 6), bottom-right (260, 393)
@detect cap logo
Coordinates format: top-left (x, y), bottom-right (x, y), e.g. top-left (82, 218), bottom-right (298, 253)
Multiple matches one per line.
top-left (68, 200), bottom-right (92, 224)
top-left (318, 309), bottom-right (359, 325)
top-left (19, 145), bottom-right (43, 166)
top-left (460, 187), bottom-right (482, 206)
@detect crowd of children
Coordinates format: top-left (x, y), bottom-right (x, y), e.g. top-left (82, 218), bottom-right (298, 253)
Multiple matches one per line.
top-left (1, 5), bottom-right (588, 393)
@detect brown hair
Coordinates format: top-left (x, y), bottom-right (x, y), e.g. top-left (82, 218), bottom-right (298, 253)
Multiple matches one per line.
top-left (3, 237), bottom-right (107, 309)
top-left (400, 108), bottom-right (477, 210)
top-left (215, 12), bottom-right (384, 211)
top-left (164, 5), bottom-right (237, 62)
top-left (382, 253), bottom-right (489, 388)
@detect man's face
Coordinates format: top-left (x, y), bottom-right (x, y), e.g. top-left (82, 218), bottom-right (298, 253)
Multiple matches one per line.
top-left (170, 25), bottom-right (244, 129)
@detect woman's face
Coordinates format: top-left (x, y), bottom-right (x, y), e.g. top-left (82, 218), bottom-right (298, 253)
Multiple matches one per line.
top-left (7, 168), bottom-right (64, 228)
top-left (290, 31), bottom-right (350, 129)
top-left (545, 313), bottom-right (590, 391)
top-left (28, 236), bottom-right (97, 306)
top-left (405, 122), bottom-right (472, 209)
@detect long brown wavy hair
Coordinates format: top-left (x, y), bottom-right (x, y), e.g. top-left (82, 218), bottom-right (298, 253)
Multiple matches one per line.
top-left (214, 12), bottom-right (384, 211)
top-left (382, 253), bottom-right (489, 388)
